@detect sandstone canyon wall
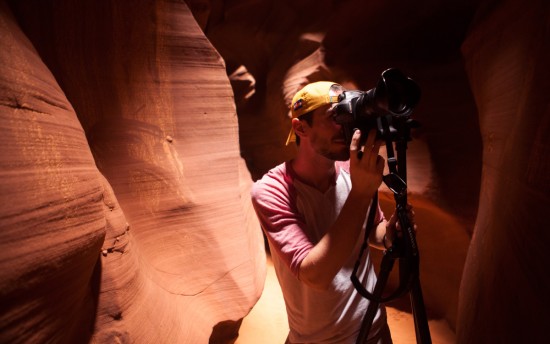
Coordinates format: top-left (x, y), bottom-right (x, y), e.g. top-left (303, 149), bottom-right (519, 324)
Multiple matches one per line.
top-left (0, 0), bottom-right (549, 343)
top-left (1, 1), bottom-right (265, 343)
top-left (457, 0), bottom-right (550, 342)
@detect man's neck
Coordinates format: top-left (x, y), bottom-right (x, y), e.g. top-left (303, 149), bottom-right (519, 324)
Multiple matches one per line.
top-left (291, 151), bottom-right (336, 193)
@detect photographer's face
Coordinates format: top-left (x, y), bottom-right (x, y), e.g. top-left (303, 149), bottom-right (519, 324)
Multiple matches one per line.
top-left (305, 104), bottom-right (349, 161)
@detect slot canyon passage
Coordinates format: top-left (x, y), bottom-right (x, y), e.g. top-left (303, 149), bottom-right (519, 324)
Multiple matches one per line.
top-left (0, 0), bottom-right (548, 343)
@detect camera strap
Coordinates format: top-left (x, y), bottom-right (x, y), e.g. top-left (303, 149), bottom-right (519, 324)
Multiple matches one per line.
top-left (350, 190), bottom-right (378, 295)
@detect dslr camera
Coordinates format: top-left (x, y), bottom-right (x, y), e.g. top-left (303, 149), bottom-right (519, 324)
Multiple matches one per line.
top-left (333, 68), bottom-right (421, 144)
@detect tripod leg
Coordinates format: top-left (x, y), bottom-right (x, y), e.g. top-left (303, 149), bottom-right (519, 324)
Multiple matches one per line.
top-left (410, 278), bottom-right (432, 344)
top-left (356, 254), bottom-right (395, 344)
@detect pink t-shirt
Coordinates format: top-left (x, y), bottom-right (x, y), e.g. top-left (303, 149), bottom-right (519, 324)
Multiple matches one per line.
top-left (251, 160), bottom-right (386, 344)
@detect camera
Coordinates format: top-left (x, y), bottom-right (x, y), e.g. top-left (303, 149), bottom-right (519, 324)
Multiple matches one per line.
top-left (333, 68), bottom-right (421, 144)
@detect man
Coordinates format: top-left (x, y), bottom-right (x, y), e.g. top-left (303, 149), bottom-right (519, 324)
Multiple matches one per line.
top-left (251, 81), bottom-right (409, 343)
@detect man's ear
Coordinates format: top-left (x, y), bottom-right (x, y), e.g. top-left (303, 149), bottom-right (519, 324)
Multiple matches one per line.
top-left (292, 118), bottom-right (306, 139)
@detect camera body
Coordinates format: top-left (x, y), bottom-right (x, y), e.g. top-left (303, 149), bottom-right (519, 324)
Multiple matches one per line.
top-left (333, 68), bottom-right (421, 143)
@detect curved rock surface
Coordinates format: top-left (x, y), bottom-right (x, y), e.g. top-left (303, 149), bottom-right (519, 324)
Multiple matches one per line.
top-left (1, 0), bottom-right (549, 343)
top-left (1, 1), bottom-right (264, 343)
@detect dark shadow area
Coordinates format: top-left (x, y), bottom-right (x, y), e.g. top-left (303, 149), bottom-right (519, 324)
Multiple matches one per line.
top-left (210, 319), bottom-right (244, 344)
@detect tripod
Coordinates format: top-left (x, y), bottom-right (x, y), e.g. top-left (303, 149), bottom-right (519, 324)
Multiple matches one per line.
top-left (351, 115), bottom-right (432, 344)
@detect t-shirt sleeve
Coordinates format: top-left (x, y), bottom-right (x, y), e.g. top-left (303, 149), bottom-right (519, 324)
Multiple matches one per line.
top-left (251, 177), bottom-right (313, 278)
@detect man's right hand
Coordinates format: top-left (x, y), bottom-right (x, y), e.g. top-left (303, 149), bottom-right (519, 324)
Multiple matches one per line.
top-left (349, 129), bottom-right (385, 198)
